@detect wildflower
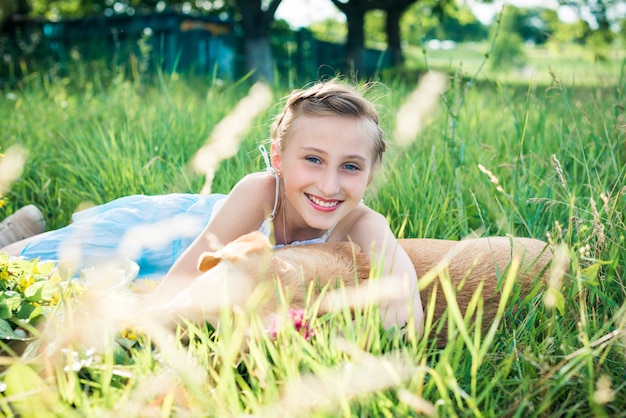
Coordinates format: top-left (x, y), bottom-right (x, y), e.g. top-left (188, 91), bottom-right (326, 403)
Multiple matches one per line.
top-left (61, 347), bottom-right (95, 372)
top-left (18, 275), bottom-right (34, 292)
top-left (268, 308), bottom-right (315, 340)
top-left (118, 321), bottom-right (145, 347)
top-left (49, 291), bottom-right (61, 306)
top-left (121, 325), bottom-right (142, 341)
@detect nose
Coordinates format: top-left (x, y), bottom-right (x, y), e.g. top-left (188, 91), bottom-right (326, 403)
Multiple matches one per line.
top-left (318, 168), bottom-right (340, 196)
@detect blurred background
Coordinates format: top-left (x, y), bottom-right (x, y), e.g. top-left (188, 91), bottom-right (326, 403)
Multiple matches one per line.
top-left (0, 0), bottom-right (624, 85)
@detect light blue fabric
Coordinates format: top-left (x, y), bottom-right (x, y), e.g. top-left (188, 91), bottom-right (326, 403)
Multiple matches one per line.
top-left (20, 194), bottom-right (226, 279)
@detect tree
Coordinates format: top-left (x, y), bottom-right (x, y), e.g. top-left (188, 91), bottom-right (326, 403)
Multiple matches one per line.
top-left (329, 0), bottom-right (426, 75)
top-left (541, 8), bottom-right (588, 47)
top-left (329, 0), bottom-right (374, 76)
top-left (393, 0), bottom-right (466, 62)
top-left (234, 0), bottom-right (282, 84)
top-left (3, 0), bottom-right (282, 83)
top-left (435, 5), bottom-right (488, 42)
top-left (0, 0), bottom-right (29, 28)
top-left (309, 17), bottom-right (347, 44)
top-left (381, 0), bottom-right (417, 66)
top-left (556, 0), bottom-right (623, 44)
top-left (489, 6), bottom-right (526, 70)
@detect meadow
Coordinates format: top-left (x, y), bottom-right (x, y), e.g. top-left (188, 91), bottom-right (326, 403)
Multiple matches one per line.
top-left (0, 53), bottom-right (625, 416)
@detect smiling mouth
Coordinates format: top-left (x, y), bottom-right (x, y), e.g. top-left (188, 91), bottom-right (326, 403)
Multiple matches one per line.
top-left (307, 194), bottom-right (340, 209)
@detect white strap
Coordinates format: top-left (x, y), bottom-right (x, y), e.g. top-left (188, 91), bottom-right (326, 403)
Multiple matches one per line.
top-left (259, 145), bottom-right (280, 220)
top-left (259, 144), bottom-right (274, 173)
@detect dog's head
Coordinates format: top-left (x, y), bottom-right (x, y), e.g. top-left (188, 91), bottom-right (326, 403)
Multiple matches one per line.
top-left (195, 232), bottom-right (370, 313)
top-left (160, 232), bottom-right (276, 324)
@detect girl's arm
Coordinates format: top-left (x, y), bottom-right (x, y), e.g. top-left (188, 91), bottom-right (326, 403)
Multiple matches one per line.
top-left (148, 173), bottom-right (272, 303)
top-left (347, 210), bottom-right (424, 335)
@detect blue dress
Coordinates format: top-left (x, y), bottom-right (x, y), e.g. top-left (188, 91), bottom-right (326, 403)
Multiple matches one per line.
top-left (20, 194), bottom-right (226, 279)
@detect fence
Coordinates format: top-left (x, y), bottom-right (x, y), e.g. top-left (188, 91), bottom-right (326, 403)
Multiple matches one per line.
top-left (0, 12), bottom-right (392, 84)
top-left (1, 12), bottom-right (237, 81)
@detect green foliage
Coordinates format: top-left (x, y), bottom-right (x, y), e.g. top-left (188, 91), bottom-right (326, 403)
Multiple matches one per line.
top-left (557, 0), bottom-right (622, 43)
top-left (0, 253), bottom-right (82, 344)
top-left (364, 9), bottom-right (386, 48)
top-left (308, 17), bottom-right (347, 44)
top-left (26, 0), bottom-right (234, 19)
top-left (401, 1), bottom-right (444, 46)
top-left (489, 7), bottom-right (527, 70)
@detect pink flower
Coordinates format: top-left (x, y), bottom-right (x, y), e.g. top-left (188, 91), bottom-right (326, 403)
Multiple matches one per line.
top-left (268, 308), bottom-right (315, 340)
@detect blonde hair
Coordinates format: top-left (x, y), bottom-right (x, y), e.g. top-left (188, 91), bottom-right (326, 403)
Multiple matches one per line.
top-left (270, 80), bottom-right (386, 167)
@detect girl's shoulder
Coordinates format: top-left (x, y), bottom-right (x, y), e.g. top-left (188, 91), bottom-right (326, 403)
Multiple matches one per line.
top-left (227, 171), bottom-right (279, 214)
top-left (350, 203), bottom-right (388, 229)
top-left (332, 202), bottom-right (388, 241)
top-left (232, 171), bottom-right (277, 194)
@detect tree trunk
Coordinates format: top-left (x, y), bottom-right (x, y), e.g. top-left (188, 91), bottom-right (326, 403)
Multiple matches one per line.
top-left (384, 0), bottom-right (419, 67)
top-left (385, 6), bottom-right (404, 67)
top-left (330, 0), bottom-right (373, 77)
top-left (331, 0), bottom-right (418, 78)
top-left (346, 7), bottom-right (366, 76)
top-left (235, 0), bottom-right (282, 84)
top-left (244, 36), bottom-right (273, 83)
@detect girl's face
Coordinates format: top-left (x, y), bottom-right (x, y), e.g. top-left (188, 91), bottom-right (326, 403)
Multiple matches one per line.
top-left (271, 114), bottom-right (376, 234)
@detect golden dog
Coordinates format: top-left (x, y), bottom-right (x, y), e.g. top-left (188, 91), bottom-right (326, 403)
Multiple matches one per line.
top-left (159, 231), bottom-right (556, 344)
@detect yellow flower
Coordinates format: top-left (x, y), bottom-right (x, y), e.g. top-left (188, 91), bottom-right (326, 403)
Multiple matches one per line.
top-left (49, 291), bottom-right (61, 306)
top-left (120, 323), bottom-right (144, 341)
top-left (68, 281), bottom-right (86, 296)
top-left (121, 328), bottom-right (138, 341)
top-left (19, 275), bottom-right (34, 292)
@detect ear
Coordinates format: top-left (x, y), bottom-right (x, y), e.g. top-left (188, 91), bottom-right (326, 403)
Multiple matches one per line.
top-left (198, 232), bottom-right (272, 272)
top-left (198, 252), bottom-right (221, 272)
top-left (270, 142), bottom-right (282, 175)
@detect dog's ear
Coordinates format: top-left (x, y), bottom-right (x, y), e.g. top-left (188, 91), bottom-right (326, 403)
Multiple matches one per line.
top-left (198, 252), bottom-right (221, 272)
top-left (197, 232), bottom-right (273, 272)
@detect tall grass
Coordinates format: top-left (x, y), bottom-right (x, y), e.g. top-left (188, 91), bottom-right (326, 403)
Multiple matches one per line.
top-left (0, 61), bottom-right (625, 416)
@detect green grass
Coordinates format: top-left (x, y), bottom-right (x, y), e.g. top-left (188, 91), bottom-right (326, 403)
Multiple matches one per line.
top-left (404, 41), bottom-right (625, 87)
top-left (0, 58), bottom-right (625, 416)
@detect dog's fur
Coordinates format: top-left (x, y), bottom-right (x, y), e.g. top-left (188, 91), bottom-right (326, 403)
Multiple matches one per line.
top-left (164, 231), bottom-right (555, 344)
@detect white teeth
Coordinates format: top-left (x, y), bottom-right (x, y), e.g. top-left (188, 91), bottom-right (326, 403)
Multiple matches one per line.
top-left (309, 195), bottom-right (338, 208)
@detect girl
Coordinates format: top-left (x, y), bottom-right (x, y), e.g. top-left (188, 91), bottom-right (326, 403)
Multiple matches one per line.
top-left (2, 80), bottom-right (424, 333)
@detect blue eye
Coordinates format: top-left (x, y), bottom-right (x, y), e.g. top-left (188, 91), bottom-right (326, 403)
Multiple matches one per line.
top-left (306, 156), bottom-right (321, 164)
top-left (343, 163), bottom-right (360, 171)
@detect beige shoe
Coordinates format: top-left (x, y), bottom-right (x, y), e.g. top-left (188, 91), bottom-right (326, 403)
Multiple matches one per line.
top-left (0, 205), bottom-right (46, 248)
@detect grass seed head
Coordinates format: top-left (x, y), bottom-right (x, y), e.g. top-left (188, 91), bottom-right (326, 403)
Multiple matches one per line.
top-left (258, 349), bottom-right (415, 417)
top-left (119, 213), bottom-right (207, 260)
top-left (0, 145), bottom-right (27, 196)
top-left (394, 71), bottom-right (448, 146)
top-left (593, 374), bottom-right (615, 405)
top-left (192, 82), bottom-right (273, 194)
